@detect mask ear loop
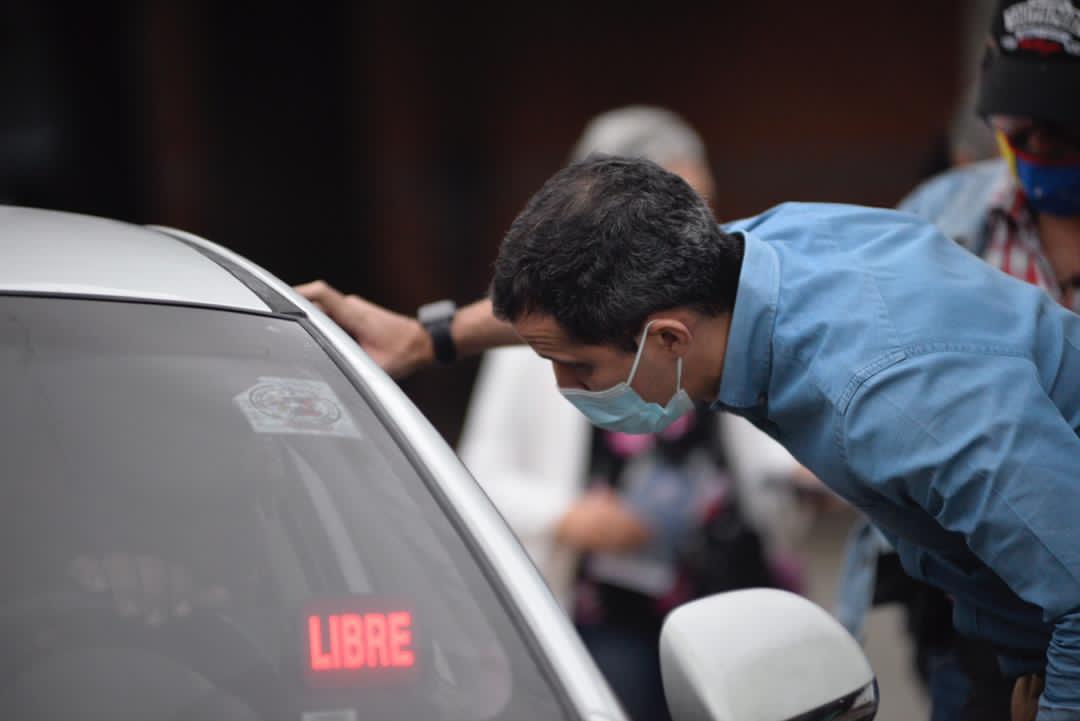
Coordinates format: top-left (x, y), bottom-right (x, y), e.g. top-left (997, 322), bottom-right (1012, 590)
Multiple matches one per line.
top-left (627, 320), bottom-right (685, 396)
top-left (625, 320), bottom-right (655, 386)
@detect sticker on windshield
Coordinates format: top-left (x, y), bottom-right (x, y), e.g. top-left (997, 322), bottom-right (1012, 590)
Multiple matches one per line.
top-left (235, 377), bottom-right (362, 438)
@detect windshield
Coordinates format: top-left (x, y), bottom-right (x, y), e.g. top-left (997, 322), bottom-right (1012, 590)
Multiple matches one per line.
top-left (0, 296), bottom-right (570, 721)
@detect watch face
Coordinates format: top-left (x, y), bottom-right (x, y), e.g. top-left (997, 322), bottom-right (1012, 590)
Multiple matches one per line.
top-left (418, 300), bottom-right (456, 325)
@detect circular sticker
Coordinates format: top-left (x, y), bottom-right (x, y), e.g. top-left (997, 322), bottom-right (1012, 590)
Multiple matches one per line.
top-left (249, 382), bottom-right (343, 429)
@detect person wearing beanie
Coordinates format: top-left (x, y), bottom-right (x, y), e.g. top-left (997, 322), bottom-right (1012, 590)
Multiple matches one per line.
top-left (903, 0), bottom-right (1080, 309)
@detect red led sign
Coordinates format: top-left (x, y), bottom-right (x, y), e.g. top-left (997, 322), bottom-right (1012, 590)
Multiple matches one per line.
top-left (302, 598), bottom-right (419, 687)
top-left (307, 612), bottom-right (414, 671)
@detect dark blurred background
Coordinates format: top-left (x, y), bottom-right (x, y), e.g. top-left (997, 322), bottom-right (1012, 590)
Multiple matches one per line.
top-left (1, 1), bottom-right (985, 442)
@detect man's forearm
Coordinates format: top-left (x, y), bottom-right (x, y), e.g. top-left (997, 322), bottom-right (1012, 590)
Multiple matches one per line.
top-left (293, 281), bottom-right (521, 377)
top-left (451, 298), bottom-right (521, 359)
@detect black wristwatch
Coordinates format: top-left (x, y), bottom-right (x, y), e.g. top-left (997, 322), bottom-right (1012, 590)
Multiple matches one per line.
top-left (417, 299), bottom-right (457, 366)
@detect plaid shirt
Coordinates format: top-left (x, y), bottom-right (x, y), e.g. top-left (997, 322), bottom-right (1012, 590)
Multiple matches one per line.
top-left (982, 175), bottom-right (1061, 299)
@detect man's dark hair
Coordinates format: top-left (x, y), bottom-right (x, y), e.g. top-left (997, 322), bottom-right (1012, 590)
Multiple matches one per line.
top-left (491, 154), bottom-right (743, 348)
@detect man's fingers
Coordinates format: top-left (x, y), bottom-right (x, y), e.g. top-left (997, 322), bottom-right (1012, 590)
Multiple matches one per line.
top-left (293, 285), bottom-right (425, 377)
top-left (294, 279), bottom-right (331, 298)
top-left (342, 293), bottom-right (378, 316)
top-left (295, 280), bottom-right (345, 310)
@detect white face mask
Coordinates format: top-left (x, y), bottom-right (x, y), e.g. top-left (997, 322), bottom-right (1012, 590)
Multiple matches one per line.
top-left (559, 320), bottom-right (695, 434)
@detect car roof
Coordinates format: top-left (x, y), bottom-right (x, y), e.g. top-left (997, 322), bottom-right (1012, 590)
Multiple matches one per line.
top-left (0, 206), bottom-right (270, 312)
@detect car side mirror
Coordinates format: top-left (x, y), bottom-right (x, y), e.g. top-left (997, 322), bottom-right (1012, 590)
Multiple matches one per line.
top-left (660, 589), bottom-right (877, 721)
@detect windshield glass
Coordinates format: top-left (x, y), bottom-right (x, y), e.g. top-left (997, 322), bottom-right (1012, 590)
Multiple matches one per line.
top-left (0, 296), bottom-right (570, 721)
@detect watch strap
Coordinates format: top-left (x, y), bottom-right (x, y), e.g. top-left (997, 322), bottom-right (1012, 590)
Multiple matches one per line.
top-left (417, 300), bottom-right (457, 366)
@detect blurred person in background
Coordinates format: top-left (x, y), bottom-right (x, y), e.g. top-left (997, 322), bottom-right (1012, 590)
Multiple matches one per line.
top-left (839, 2), bottom-right (1080, 719)
top-left (458, 107), bottom-right (813, 721)
top-left (902, 2), bottom-right (1080, 311)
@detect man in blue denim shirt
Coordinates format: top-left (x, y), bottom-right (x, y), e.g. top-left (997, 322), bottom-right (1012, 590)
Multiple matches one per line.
top-left (469, 152), bottom-right (1077, 720)
top-left (305, 151), bottom-right (1079, 718)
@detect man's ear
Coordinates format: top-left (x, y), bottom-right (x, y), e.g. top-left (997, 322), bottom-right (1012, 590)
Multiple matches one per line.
top-left (649, 318), bottom-right (693, 357)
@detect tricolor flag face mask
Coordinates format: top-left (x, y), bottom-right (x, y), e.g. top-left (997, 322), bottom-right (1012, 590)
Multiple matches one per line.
top-left (998, 130), bottom-right (1080, 217)
top-left (559, 320), bottom-right (695, 435)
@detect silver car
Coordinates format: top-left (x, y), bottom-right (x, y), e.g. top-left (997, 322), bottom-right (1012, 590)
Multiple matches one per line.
top-left (0, 206), bottom-right (877, 721)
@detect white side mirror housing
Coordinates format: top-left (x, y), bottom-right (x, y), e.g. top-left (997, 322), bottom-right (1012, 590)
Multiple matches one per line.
top-left (660, 589), bottom-right (877, 721)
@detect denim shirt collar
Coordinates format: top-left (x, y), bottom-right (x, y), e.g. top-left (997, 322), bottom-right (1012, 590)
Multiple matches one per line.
top-left (711, 231), bottom-right (779, 411)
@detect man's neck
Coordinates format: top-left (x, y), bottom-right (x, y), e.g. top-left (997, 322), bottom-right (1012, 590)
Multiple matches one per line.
top-left (690, 312), bottom-right (732, 404)
top-left (1037, 213), bottom-right (1080, 288)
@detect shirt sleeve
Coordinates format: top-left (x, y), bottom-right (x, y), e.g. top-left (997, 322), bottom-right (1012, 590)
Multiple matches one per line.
top-left (842, 351), bottom-right (1080, 715)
